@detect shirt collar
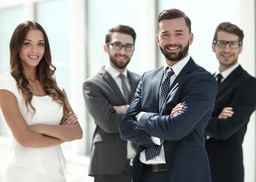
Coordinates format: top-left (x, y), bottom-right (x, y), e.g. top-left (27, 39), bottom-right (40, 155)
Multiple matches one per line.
top-left (105, 62), bottom-right (128, 79)
top-left (164, 54), bottom-right (190, 76)
top-left (216, 63), bottom-right (239, 80)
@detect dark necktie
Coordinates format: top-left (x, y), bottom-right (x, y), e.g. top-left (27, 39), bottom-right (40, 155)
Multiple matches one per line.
top-left (216, 73), bottom-right (223, 85)
top-left (159, 68), bottom-right (174, 108)
top-left (145, 67), bottom-right (174, 161)
top-left (119, 74), bottom-right (130, 104)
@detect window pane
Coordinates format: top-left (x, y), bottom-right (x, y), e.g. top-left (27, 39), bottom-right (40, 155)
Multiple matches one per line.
top-left (0, 6), bottom-right (23, 136)
top-left (87, 0), bottom-right (143, 76)
top-left (86, 0), bottom-right (144, 154)
top-left (35, 0), bottom-right (71, 95)
top-left (35, 0), bottom-right (71, 150)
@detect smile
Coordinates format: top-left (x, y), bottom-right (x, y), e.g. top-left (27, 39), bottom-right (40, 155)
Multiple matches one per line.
top-left (28, 55), bottom-right (39, 59)
top-left (166, 45), bottom-right (181, 51)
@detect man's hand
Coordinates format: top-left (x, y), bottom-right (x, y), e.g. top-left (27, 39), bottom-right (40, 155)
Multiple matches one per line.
top-left (170, 103), bottom-right (184, 116)
top-left (218, 107), bottom-right (234, 119)
top-left (113, 105), bottom-right (128, 114)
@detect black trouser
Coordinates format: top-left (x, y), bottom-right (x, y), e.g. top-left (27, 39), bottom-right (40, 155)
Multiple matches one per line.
top-left (139, 164), bottom-right (168, 182)
top-left (95, 165), bottom-right (132, 182)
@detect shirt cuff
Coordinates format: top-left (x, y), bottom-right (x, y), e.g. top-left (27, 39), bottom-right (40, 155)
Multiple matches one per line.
top-left (151, 136), bottom-right (161, 145)
top-left (136, 111), bottom-right (145, 121)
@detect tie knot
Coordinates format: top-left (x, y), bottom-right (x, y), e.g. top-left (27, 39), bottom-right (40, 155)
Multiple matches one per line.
top-left (165, 67), bottom-right (174, 78)
top-left (216, 73), bottom-right (223, 84)
top-left (119, 73), bottom-right (126, 80)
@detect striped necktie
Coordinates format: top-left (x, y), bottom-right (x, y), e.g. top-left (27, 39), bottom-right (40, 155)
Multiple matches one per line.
top-left (119, 74), bottom-right (130, 104)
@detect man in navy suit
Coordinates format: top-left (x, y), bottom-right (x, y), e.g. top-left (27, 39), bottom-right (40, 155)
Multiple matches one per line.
top-left (119, 9), bottom-right (217, 182)
top-left (205, 22), bottom-right (256, 182)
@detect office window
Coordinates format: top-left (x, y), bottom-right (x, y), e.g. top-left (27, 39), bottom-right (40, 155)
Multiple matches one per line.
top-left (0, 6), bottom-right (23, 136)
top-left (158, 0), bottom-right (238, 73)
top-left (35, 0), bottom-right (72, 151)
top-left (35, 0), bottom-right (71, 94)
top-left (87, 0), bottom-right (143, 76)
top-left (85, 0), bottom-right (144, 153)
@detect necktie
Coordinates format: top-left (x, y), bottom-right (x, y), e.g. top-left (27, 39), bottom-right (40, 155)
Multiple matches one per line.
top-left (216, 73), bottom-right (223, 85)
top-left (145, 144), bottom-right (162, 161)
top-left (145, 68), bottom-right (174, 161)
top-left (159, 68), bottom-right (174, 108)
top-left (119, 74), bottom-right (130, 104)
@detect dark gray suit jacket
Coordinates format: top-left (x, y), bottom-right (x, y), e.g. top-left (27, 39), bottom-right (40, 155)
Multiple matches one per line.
top-left (83, 67), bottom-right (140, 176)
top-left (205, 65), bottom-right (256, 182)
top-left (120, 58), bottom-right (217, 182)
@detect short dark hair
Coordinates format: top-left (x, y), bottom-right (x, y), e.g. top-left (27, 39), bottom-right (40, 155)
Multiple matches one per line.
top-left (157, 8), bottom-right (192, 33)
top-left (105, 25), bottom-right (136, 44)
top-left (213, 22), bottom-right (244, 44)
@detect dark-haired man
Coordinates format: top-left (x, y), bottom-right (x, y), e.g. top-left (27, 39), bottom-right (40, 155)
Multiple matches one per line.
top-left (83, 25), bottom-right (141, 182)
top-left (119, 9), bottom-right (217, 182)
top-left (205, 22), bottom-right (256, 182)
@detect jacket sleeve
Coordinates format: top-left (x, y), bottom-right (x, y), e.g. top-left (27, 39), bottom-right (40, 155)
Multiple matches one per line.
top-left (119, 78), bottom-right (155, 147)
top-left (205, 77), bottom-right (256, 140)
top-left (83, 80), bottom-right (123, 134)
top-left (136, 72), bottom-right (217, 141)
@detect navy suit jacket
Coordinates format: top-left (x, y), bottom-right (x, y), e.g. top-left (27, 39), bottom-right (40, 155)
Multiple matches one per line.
top-left (83, 67), bottom-right (141, 176)
top-left (205, 65), bottom-right (256, 182)
top-left (119, 58), bottom-right (217, 182)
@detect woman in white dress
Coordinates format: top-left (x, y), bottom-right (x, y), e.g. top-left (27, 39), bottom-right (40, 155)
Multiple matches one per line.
top-left (0, 20), bottom-right (83, 182)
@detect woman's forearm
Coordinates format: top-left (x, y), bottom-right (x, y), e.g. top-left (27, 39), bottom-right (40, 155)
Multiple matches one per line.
top-left (30, 123), bottom-right (83, 141)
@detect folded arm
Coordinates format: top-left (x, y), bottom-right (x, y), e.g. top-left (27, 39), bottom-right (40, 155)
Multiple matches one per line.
top-left (135, 73), bottom-right (217, 141)
top-left (0, 90), bottom-right (64, 147)
top-left (205, 79), bottom-right (256, 140)
top-left (119, 80), bottom-right (155, 147)
top-left (29, 89), bottom-right (83, 141)
top-left (83, 81), bottom-right (124, 133)
top-left (0, 89), bottom-right (82, 148)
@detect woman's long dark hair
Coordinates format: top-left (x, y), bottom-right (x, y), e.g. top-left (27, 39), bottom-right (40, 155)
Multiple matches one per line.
top-left (9, 20), bottom-right (69, 118)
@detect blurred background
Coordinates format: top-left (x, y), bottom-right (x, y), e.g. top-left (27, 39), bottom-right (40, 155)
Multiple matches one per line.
top-left (0, 0), bottom-right (255, 181)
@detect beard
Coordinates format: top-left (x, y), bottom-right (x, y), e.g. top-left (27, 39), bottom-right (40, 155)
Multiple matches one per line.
top-left (109, 54), bottom-right (130, 70)
top-left (160, 42), bottom-right (190, 62)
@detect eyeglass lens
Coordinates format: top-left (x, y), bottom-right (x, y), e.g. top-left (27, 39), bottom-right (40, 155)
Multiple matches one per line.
top-left (216, 40), bottom-right (240, 48)
top-left (108, 42), bottom-right (134, 51)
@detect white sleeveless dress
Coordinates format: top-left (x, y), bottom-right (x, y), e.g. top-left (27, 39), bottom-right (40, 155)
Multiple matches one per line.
top-left (0, 72), bottom-right (66, 182)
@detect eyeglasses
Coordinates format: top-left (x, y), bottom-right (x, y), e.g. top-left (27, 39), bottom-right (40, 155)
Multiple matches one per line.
top-left (107, 42), bottom-right (135, 51)
top-left (213, 40), bottom-right (242, 49)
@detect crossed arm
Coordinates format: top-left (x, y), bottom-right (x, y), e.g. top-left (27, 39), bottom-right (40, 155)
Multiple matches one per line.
top-left (172, 104), bottom-right (233, 119)
top-left (0, 90), bottom-right (82, 148)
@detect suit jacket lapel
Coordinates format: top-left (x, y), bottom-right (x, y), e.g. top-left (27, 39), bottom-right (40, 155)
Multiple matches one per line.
top-left (100, 67), bottom-right (125, 102)
top-left (217, 65), bottom-right (244, 95)
top-left (160, 58), bottom-right (196, 113)
top-left (157, 67), bottom-right (166, 113)
top-left (170, 58), bottom-right (196, 90)
top-left (127, 71), bottom-right (138, 103)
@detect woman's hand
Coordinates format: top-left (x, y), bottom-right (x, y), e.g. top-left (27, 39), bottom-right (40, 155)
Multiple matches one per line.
top-left (61, 112), bottom-right (78, 125)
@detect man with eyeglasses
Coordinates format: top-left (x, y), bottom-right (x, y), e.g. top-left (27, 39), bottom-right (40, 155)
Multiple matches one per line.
top-left (83, 25), bottom-right (141, 182)
top-left (205, 22), bottom-right (256, 182)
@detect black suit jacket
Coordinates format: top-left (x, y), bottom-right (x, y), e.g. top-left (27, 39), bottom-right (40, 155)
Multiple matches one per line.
top-left (83, 67), bottom-right (140, 176)
top-left (120, 58), bottom-right (217, 182)
top-left (205, 65), bottom-right (256, 182)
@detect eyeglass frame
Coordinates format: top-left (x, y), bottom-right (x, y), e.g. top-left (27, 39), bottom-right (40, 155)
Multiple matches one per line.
top-left (213, 40), bottom-right (242, 49)
top-left (107, 42), bottom-right (135, 51)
